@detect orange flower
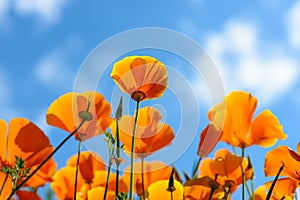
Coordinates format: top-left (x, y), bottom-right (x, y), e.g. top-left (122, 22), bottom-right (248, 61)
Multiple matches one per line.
top-left (110, 106), bottom-right (174, 158)
top-left (111, 56), bottom-right (168, 101)
top-left (16, 190), bottom-right (42, 200)
top-left (0, 118), bottom-right (56, 188)
top-left (265, 143), bottom-right (300, 182)
top-left (184, 176), bottom-right (225, 200)
top-left (197, 124), bottom-right (222, 158)
top-left (123, 161), bottom-right (176, 197)
top-left (147, 180), bottom-right (183, 200)
top-left (199, 149), bottom-right (253, 193)
top-left (253, 178), bottom-right (297, 200)
top-left (66, 151), bottom-right (106, 183)
top-left (209, 91), bottom-right (287, 148)
top-left (83, 187), bottom-right (115, 200)
top-left (46, 91), bottom-right (113, 141)
top-left (51, 166), bottom-right (85, 200)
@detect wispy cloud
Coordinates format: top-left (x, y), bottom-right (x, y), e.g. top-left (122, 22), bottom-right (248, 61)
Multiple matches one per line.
top-left (286, 0), bottom-right (300, 48)
top-left (205, 19), bottom-right (299, 105)
top-left (0, 0), bottom-right (69, 30)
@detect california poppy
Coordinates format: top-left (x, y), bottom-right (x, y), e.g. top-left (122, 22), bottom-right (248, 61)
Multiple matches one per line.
top-left (46, 91), bottom-right (112, 141)
top-left (147, 180), bottom-right (183, 200)
top-left (199, 149), bottom-right (253, 193)
top-left (111, 56), bottom-right (168, 101)
top-left (0, 118), bottom-right (56, 189)
top-left (264, 143), bottom-right (300, 182)
top-left (208, 91), bottom-right (287, 148)
top-left (110, 106), bottom-right (174, 158)
top-left (0, 171), bottom-right (12, 200)
top-left (51, 166), bottom-right (85, 200)
top-left (253, 178), bottom-right (297, 200)
top-left (123, 161), bottom-right (176, 197)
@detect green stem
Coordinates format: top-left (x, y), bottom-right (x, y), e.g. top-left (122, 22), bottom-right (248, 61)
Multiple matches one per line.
top-left (0, 173), bottom-right (8, 196)
top-left (250, 178), bottom-right (255, 200)
top-left (266, 164), bottom-right (284, 200)
top-left (192, 157), bottom-right (202, 178)
top-left (115, 119), bottom-right (120, 197)
top-left (74, 140), bottom-right (82, 200)
top-left (103, 161), bottom-right (112, 200)
top-left (170, 191), bottom-right (174, 200)
top-left (245, 181), bottom-right (251, 198)
top-left (129, 98), bottom-right (141, 200)
top-left (241, 147), bottom-right (245, 200)
top-left (6, 119), bottom-right (86, 200)
top-left (141, 157), bottom-right (145, 200)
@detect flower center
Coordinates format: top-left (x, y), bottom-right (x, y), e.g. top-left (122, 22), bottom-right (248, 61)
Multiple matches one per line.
top-left (131, 91), bottom-right (146, 101)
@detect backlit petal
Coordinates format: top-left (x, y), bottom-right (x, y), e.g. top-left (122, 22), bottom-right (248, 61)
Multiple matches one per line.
top-left (147, 180), bottom-right (183, 200)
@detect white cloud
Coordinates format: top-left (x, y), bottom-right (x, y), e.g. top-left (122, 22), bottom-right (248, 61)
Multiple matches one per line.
top-left (287, 0), bottom-right (300, 48)
top-left (35, 50), bottom-right (73, 88)
top-left (205, 19), bottom-right (299, 105)
top-left (0, 0), bottom-right (68, 29)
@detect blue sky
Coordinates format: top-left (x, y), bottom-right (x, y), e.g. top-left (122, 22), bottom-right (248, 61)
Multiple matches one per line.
top-left (1, 0), bottom-right (300, 199)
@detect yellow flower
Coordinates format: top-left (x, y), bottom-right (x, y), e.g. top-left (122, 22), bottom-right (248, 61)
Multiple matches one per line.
top-left (111, 56), bottom-right (168, 101)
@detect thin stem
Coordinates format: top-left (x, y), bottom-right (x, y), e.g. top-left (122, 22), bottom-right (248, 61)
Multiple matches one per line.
top-left (245, 181), bottom-right (251, 198)
top-left (250, 178), bottom-right (255, 200)
top-left (170, 191), bottom-right (174, 200)
top-left (241, 147), bottom-right (245, 200)
top-left (266, 164), bottom-right (284, 200)
top-left (6, 120), bottom-right (86, 200)
top-left (208, 174), bottom-right (218, 200)
top-left (141, 157), bottom-right (145, 200)
top-left (192, 157), bottom-right (202, 178)
top-left (103, 161), bottom-right (112, 200)
top-left (0, 173), bottom-right (8, 196)
top-left (115, 119), bottom-right (120, 197)
top-left (129, 98), bottom-right (141, 200)
top-left (74, 140), bottom-right (82, 200)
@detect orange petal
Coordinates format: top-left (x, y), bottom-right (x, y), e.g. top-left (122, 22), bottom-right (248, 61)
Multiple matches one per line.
top-left (0, 120), bottom-right (7, 163)
top-left (51, 167), bottom-right (85, 200)
top-left (250, 110), bottom-right (287, 147)
top-left (111, 56), bottom-right (168, 101)
top-left (0, 172), bottom-right (12, 200)
top-left (92, 170), bottom-right (128, 193)
top-left (147, 180), bottom-right (183, 200)
top-left (67, 151), bottom-right (106, 182)
top-left (264, 178), bottom-right (297, 199)
top-left (16, 190), bottom-right (42, 200)
top-left (197, 124), bottom-right (221, 158)
top-left (87, 187), bottom-right (115, 200)
top-left (265, 146), bottom-right (300, 181)
top-left (123, 161), bottom-right (173, 196)
top-left (47, 91), bottom-right (112, 141)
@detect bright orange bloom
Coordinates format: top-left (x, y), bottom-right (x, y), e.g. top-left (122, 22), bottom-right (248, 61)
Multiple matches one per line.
top-left (82, 187), bottom-right (115, 200)
top-left (46, 91), bottom-right (112, 141)
top-left (51, 166), bottom-right (85, 200)
top-left (110, 106), bottom-right (174, 158)
top-left (199, 149), bottom-right (253, 193)
top-left (66, 151), bottom-right (106, 183)
top-left (253, 178), bottom-right (297, 200)
top-left (208, 91), bottom-right (287, 148)
top-left (184, 176), bottom-right (225, 200)
top-left (265, 143), bottom-right (300, 182)
top-left (111, 55), bottom-right (168, 101)
top-left (123, 161), bottom-right (176, 197)
top-left (198, 124), bottom-right (222, 158)
top-left (147, 180), bottom-right (183, 200)
top-left (0, 118), bottom-right (56, 188)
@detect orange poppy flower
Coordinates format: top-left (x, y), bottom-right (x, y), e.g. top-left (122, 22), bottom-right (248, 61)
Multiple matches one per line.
top-left (184, 176), bottom-right (225, 200)
top-left (66, 151), bottom-right (106, 183)
top-left (197, 124), bottom-right (222, 158)
top-left (199, 149), bottom-right (253, 193)
top-left (253, 178), bottom-right (297, 200)
top-left (81, 187), bottom-right (115, 200)
top-left (147, 180), bottom-right (183, 200)
top-left (110, 106), bottom-right (174, 158)
top-left (46, 91), bottom-right (113, 141)
top-left (123, 161), bottom-right (176, 197)
top-left (16, 190), bottom-right (42, 200)
top-left (264, 143), bottom-right (300, 182)
top-left (111, 55), bottom-right (168, 101)
top-left (208, 91), bottom-right (287, 148)
top-left (0, 118), bottom-right (56, 188)
top-left (51, 166), bottom-right (85, 200)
